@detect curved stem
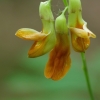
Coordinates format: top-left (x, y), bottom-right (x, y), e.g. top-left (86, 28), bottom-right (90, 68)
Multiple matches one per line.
top-left (81, 52), bottom-right (94, 100)
top-left (62, 7), bottom-right (68, 15)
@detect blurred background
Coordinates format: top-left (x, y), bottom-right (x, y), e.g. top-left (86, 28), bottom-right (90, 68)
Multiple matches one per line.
top-left (0, 0), bottom-right (100, 100)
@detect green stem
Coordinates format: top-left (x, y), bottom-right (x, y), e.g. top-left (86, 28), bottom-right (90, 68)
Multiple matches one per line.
top-left (62, 7), bottom-right (68, 15)
top-left (81, 52), bottom-right (94, 100)
top-left (62, 0), bottom-right (68, 7)
top-left (62, 0), bottom-right (94, 99)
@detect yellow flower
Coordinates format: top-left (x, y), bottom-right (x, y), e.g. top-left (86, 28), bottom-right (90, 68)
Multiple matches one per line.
top-left (68, 0), bottom-right (96, 52)
top-left (15, 0), bottom-right (56, 58)
top-left (44, 8), bottom-right (71, 80)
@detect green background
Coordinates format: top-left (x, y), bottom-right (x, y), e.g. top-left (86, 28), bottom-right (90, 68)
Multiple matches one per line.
top-left (0, 0), bottom-right (100, 100)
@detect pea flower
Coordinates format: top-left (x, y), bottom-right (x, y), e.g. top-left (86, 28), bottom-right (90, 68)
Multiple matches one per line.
top-left (44, 7), bottom-right (71, 80)
top-left (15, 0), bottom-right (56, 57)
top-left (68, 0), bottom-right (96, 52)
top-left (15, 0), bottom-right (71, 80)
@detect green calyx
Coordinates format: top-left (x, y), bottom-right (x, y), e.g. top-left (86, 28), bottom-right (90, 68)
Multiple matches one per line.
top-left (39, 0), bottom-right (54, 21)
top-left (68, 0), bottom-right (82, 13)
top-left (55, 7), bottom-right (68, 34)
top-left (39, 0), bottom-right (54, 34)
top-left (68, 0), bottom-right (84, 27)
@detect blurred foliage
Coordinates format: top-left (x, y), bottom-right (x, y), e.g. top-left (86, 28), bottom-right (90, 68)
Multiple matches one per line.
top-left (0, 0), bottom-right (100, 100)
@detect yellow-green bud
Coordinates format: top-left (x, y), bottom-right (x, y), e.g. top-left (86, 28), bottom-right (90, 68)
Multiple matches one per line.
top-left (55, 7), bottom-right (68, 34)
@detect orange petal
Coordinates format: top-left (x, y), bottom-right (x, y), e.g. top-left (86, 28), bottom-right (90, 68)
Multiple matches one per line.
top-left (83, 23), bottom-right (96, 38)
top-left (51, 48), bottom-right (71, 81)
top-left (44, 33), bottom-right (71, 80)
top-left (28, 40), bottom-right (46, 58)
top-left (15, 28), bottom-right (47, 41)
top-left (44, 49), bottom-right (57, 78)
top-left (71, 33), bottom-right (90, 52)
top-left (28, 33), bottom-right (56, 58)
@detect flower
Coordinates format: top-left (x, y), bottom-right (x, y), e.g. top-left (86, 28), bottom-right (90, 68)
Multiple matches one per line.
top-left (15, 0), bottom-right (56, 58)
top-left (68, 0), bottom-right (96, 52)
top-left (44, 7), bottom-right (71, 80)
top-left (15, 0), bottom-right (71, 80)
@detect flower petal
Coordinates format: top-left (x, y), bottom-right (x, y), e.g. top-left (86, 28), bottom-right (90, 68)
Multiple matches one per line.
top-left (71, 33), bottom-right (90, 52)
top-left (83, 23), bottom-right (96, 38)
top-left (44, 44), bottom-right (71, 80)
top-left (51, 49), bottom-right (71, 81)
top-left (44, 48), bottom-right (57, 78)
top-left (44, 33), bottom-right (71, 80)
top-left (69, 26), bottom-right (96, 39)
top-left (69, 27), bottom-right (89, 38)
top-left (28, 31), bottom-right (56, 58)
top-left (15, 28), bottom-right (47, 41)
top-left (28, 40), bottom-right (47, 58)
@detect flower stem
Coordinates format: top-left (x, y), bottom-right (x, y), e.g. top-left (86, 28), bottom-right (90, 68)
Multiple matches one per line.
top-left (62, 7), bottom-right (68, 15)
top-left (81, 52), bottom-right (94, 100)
top-left (62, 0), bottom-right (68, 6)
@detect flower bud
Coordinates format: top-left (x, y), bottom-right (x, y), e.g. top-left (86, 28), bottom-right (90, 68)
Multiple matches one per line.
top-left (55, 12), bottom-right (68, 34)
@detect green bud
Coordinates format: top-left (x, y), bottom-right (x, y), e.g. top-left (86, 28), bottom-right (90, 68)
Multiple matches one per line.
top-left (55, 7), bottom-right (68, 34)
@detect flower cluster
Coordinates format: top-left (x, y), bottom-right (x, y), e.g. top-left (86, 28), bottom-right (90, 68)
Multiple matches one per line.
top-left (15, 0), bottom-right (96, 80)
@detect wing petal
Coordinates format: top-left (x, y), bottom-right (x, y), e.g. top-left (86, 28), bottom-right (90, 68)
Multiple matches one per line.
top-left (15, 28), bottom-right (47, 41)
